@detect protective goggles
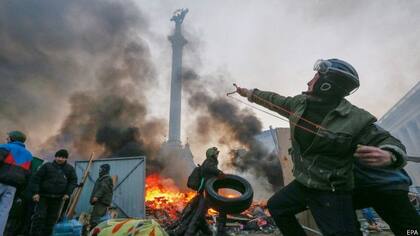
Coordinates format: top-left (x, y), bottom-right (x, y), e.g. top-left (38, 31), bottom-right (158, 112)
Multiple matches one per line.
top-left (313, 59), bottom-right (358, 81)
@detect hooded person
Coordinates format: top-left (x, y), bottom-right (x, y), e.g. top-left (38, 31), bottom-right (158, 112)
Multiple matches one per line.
top-left (235, 58), bottom-right (414, 236)
top-left (30, 149), bottom-right (77, 236)
top-left (89, 163), bottom-right (114, 228)
top-left (0, 131), bottom-right (33, 234)
top-left (168, 147), bottom-right (224, 236)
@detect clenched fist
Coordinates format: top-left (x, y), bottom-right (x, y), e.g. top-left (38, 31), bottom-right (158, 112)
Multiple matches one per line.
top-left (354, 145), bottom-right (393, 167)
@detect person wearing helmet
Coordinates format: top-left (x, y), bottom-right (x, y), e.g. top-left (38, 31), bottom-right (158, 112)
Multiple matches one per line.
top-left (0, 131), bottom-right (33, 234)
top-left (236, 58), bottom-right (411, 235)
top-left (201, 147), bottom-right (224, 180)
top-left (189, 147), bottom-right (224, 235)
top-left (170, 147), bottom-right (223, 236)
top-left (190, 147), bottom-right (223, 235)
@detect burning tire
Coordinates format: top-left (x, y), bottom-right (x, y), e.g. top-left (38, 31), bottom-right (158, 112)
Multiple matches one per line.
top-left (204, 174), bottom-right (253, 214)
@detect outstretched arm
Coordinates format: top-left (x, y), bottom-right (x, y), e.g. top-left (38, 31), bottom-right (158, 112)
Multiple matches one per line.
top-left (236, 85), bottom-right (295, 118)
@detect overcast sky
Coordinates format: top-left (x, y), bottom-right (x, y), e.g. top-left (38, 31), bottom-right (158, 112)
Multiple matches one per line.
top-left (135, 0), bottom-right (420, 131)
top-left (1, 0), bottom-right (419, 153)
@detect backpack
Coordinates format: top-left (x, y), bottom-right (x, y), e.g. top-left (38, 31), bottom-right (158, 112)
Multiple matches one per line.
top-left (187, 165), bottom-right (203, 191)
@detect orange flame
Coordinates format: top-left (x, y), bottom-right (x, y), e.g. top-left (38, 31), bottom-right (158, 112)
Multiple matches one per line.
top-left (145, 174), bottom-right (195, 219)
top-left (218, 188), bottom-right (241, 199)
top-left (208, 208), bottom-right (218, 216)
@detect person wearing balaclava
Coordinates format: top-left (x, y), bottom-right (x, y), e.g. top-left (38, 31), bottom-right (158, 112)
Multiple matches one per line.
top-left (235, 58), bottom-right (417, 235)
top-left (30, 149), bottom-right (77, 236)
top-left (89, 164), bottom-right (113, 228)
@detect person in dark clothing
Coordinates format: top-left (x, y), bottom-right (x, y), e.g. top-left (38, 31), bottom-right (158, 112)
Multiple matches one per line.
top-left (5, 156), bottom-right (44, 236)
top-left (236, 58), bottom-right (408, 235)
top-left (186, 147), bottom-right (224, 236)
top-left (169, 147), bottom-right (223, 236)
top-left (30, 149), bottom-right (77, 236)
top-left (0, 130), bottom-right (33, 234)
top-left (89, 164), bottom-right (113, 228)
top-left (352, 123), bottom-right (420, 235)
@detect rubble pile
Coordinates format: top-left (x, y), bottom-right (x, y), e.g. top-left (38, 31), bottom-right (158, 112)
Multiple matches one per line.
top-left (144, 174), bottom-right (279, 234)
top-left (206, 204), bottom-right (277, 235)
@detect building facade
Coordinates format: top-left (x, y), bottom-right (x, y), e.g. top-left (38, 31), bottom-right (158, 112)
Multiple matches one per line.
top-left (378, 81), bottom-right (420, 188)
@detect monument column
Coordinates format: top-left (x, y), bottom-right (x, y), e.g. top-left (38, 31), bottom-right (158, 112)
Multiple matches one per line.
top-left (168, 9), bottom-right (188, 145)
top-left (157, 9), bottom-right (195, 186)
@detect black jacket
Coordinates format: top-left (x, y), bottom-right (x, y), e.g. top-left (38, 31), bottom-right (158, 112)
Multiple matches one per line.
top-left (201, 156), bottom-right (222, 180)
top-left (32, 161), bottom-right (77, 197)
top-left (90, 174), bottom-right (113, 206)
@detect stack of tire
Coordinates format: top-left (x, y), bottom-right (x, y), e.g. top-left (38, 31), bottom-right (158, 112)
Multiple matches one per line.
top-left (204, 174), bottom-right (254, 214)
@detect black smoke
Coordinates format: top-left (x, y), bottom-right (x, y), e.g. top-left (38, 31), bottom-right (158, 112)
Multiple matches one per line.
top-left (0, 0), bottom-right (148, 137)
top-left (0, 0), bottom-right (166, 174)
top-left (42, 39), bottom-right (166, 172)
top-left (184, 71), bottom-right (283, 190)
